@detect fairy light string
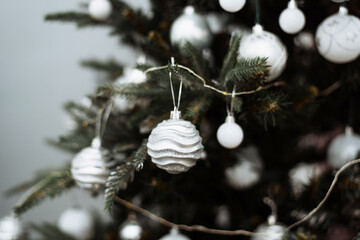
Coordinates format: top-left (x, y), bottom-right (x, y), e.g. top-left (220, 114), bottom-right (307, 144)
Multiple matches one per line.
top-left (114, 158), bottom-right (360, 237)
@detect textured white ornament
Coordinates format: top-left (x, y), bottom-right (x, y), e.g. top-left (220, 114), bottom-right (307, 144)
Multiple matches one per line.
top-left (119, 215), bottom-right (143, 240)
top-left (316, 6), bottom-right (360, 64)
top-left (88, 0), bottom-right (112, 21)
top-left (58, 208), bottom-right (93, 240)
top-left (170, 6), bottom-right (212, 50)
top-left (71, 137), bottom-right (120, 192)
top-left (159, 228), bottom-right (191, 240)
top-left (251, 216), bottom-right (286, 240)
top-left (238, 24), bottom-right (288, 81)
top-left (279, 0), bottom-right (306, 34)
top-left (147, 110), bottom-right (204, 174)
top-left (219, 0), bottom-right (246, 13)
top-left (0, 215), bottom-right (24, 240)
top-left (289, 162), bottom-right (328, 198)
top-left (225, 146), bottom-right (263, 189)
top-left (327, 126), bottom-right (360, 169)
top-left (217, 115), bottom-right (244, 149)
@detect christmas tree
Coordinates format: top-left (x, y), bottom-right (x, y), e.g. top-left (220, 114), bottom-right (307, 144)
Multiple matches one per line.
top-left (1, 0), bottom-right (360, 239)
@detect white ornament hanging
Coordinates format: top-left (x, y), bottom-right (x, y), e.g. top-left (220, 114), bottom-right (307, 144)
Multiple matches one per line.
top-left (147, 109), bottom-right (204, 174)
top-left (118, 214), bottom-right (143, 240)
top-left (289, 162), bottom-right (328, 198)
top-left (279, 0), bottom-right (306, 34)
top-left (159, 228), bottom-right (191, 240)
top-left (170, 6), bottom-right (212, 50)
top-left (88, 0), bottom-right (112, 21)
top-left (327, 126), bottom-right (360, 169)
top-left (251, 215), bottom-right (286, 240)
top-left (238, 24), bottom-right (288, 81)
top-left (0, 215), bottom-right (24, 240)
top-left (71, 137), bottom-right (120, 193)
top-left (217, 114), bottom-right (244, 149)
top-left (219, 0), bottom-right (246, 13)
top-left (225, 146), bottom-right (263, 189)
top-left (316, 6), bottom-right (360, 64)
top-left (57, 208), bottom-right (94, 240)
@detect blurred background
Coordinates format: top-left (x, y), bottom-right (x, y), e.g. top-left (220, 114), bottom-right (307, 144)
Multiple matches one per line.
top-left (0, 0), bottom-right (147, 223)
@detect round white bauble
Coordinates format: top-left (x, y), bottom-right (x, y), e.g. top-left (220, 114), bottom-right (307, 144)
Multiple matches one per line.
top-left (170, 6), bottom-right (212, 50)
top-left (279, 0), bottom-right (305, 34)
top-left (327, 126), bottom-right (360, 169)
top-left (315, 6), bottom-right (360, 64)
top-left (238, 24), bottom-right (288, 81)
top-left (0, 215), bottom-right (24, 240)
top-left (225, 146), bottom-right (263, 189)
top-left (159, 228), bottom-right (191, 240)
top-left (57, 208), bottom-right (94, 240)
top-left (289, 162), bottom-right (328, 198)
top-left (206, 13), bottom-right (228, 34)
top-left (88, 0), bottom-right (112, 21)
top-left (119, 215), bottom-right (143, 240)
top-left (215, 205), bottom-right (231, 228)
top-left (147, 110), bottom-right (204, 174)
top-left (217, 115), bottom-right (244, 149)
top-left (294, 31), bottom-right (315, 50)
top-left (251, 220), bottom-right (286, 240)
top-left (71, 137), bottom-right (121, 193)
top-left (219, 0), bottom-right (246, 13)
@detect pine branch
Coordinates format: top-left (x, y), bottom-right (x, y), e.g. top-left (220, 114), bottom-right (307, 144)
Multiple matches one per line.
top-left (45, 12), bottom-right (102, 28)
top-left (183, 42), bottom-right (211, 80)
top-left (64, 101), bottom-right (96, 123)
top-left (225, 57), bottom-right (269, 85)
top-left (81, 59), bottom-right (124, 80)
top-left (48, 130), bottom-right (94, 153)
top-left (104, 140), bottom-right (148, 213)
top-left (30, 223), bottom-right (75, 240)
top-left (13, 170), bottom-right (75, 215)
top-left (219, 36), bottom-right (241, 82)
top-left (183, 95), bottom-right (212, 124)
top-left (98, 83), bottom-right (166, 99)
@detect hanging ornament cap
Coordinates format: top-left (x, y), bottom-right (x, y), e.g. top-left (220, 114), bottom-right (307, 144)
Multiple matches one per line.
top-left (253, 24), bottom-right (263, 34)
top-left (170, 109), bottom-right (182, 120)
top-left (184, 6), bottom-right (195, 14)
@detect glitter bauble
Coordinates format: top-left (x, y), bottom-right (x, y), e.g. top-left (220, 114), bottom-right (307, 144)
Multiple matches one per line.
top-left (0, 215), bottom-right (24, 240)
top-left (316, 6), bottom-right (360, 64)
top-left (170, 6), bottom-right (212, 50)
top-left (238, 24), bottom-right (288, 81)
top-left (327, 127), bottom-right (360, 169)
top-left (58, 208), bottom-right (94, 240)
top-left (71, 137), bottom-right (121, 193)
top-left (147, 110), bottom-right (203, 174)
top-left (159, 228), bottom-right (191, 240)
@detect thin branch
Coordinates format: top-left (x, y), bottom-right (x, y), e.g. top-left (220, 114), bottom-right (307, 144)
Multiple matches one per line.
top-left (144, 64), bottom-right (286, 96)
top-left (114, 158), bottom-right (360, 236)
top-left (319, 80), bottom-right (342, 97)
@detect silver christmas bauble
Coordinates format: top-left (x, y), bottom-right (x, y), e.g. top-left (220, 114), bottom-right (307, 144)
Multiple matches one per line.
top-left (238, 24), bottom-right (288, 81)
top-left (119, 215), bottom-right (143, 240)
top-left (58, 208), bottom-right (94, 240)
top-left (159, 228), bottom-right (191, 240)
top-left (0, 215), bottom-right (24, 240)
top-left (327, 127), bottom-right (360, 169)
top-left (225, 146), bottom-right (263, 190)
top-left (170, 6), bottom-right (212, 50)
top-left (316, 6), bottom-right (360, 64)
top-left (147, 110), bottom-right (204, 174)
top-left (88, 0), bottom-right (112, 21)
top-left (71, 137), bottom-right (120, 193)
top-left (251, 217), bottom-right (286, 240)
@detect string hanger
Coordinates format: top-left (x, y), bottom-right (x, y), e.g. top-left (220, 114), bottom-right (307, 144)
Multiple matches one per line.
top-left (168, 57), bottom-right (183, 119)
top-left (93, 101), bottom-right (113, 148)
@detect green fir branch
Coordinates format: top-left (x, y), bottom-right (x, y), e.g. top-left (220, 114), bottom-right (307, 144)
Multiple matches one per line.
top-left (30, 223), bottom-right (75, 240)
top-left (220, 36), bottom-right (241, 82)
top-left (13, 170), bottom-right (75, 215)
top-left (104, 140), bottom-right (148, 213)
top-left (183, 42), bottom-right (211, 79)
top-left (45, 12), bottom-right (102, 28)
top-left (48, 129), bottom-right (94, 153)
top-left (225, 57), bottom-right (269, 85)
top-left (98, 83), bottom-right (166, 99)
top-left (81, 59), bottom-right (124, 80)
top-left (183, 95), bottom-right (212, 124)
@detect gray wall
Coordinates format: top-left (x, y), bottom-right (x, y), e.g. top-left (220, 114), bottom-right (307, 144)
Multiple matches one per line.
top-left (0, 0), bottom-right (148, 224)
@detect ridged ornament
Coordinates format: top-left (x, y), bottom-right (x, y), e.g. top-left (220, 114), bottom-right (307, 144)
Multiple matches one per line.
top-left (147, 110), bottom-right (203, 174)
top-left (71, 137), bottom-right (120, 193)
